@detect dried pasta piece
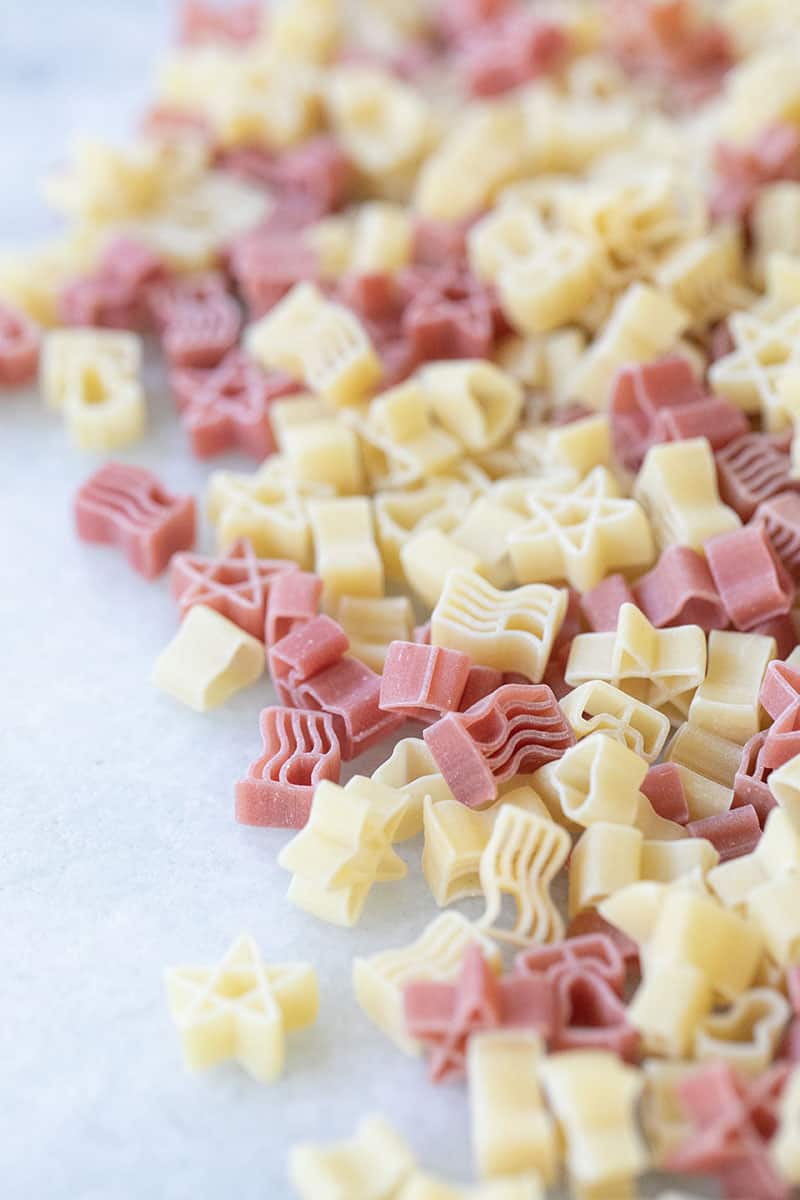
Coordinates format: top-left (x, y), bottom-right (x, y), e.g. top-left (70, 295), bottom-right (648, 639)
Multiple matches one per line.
top-left (655, 225), bottom-right (753, 330)
top-left (628, 962), bottom-right (712, 1059)
top-left (371, 737), bottom-right (452, 842)
top-left (398, 1170), bottom-right (544, 1200)
top-left (235, 706), bottom-right (341, 829)
top-left (448, 499), bottom-right (527, 590)
top-left (170, 538), bottom-right (296, 640)
top-left (694, 987), bottom-right (790, 1075)
top-left (367, 381), bottom-right (462, 486)
top-left (0, 301), bottom-right (39, 386)
top-left (165, 934), bottom-right (317, 1082)
top-left (641, 763), bottom-right (690, 825)
top-left (565, 603), bottom-right (707, 725)
top-left (641, 1059), bottom-right (696, 1167)
top-left (207, 457), bottom-right (316, 564)
top-left (497, 231), bottom-right (602, 336)
top-left (325, 66), bottom-right (432, 181)
top-left (508, 467), bottom-right (655, 592)
top-left (307, 496), bottom-right (383, 609)
top-left (380, 642), bottom-right (471, 724)
top-left (559, 680), bottom-right (670, 763)
top-left (640, 838), bottom-right (719, 885)
top-left (770, 753), bottom-right (800, 829)
top-left (580, 574), bottom-right (635, 632)
top-left (746, 872), bottom-right (800, 966)
top-left (430, 569), bottom-right (567, 684)
top-left (709, 306), bottom-right (800, 431)
top-left (478, 806), bottom-right (570, 946)
top-left (282, 414), bottom-right (365, 495)
top-left (609, 356), bottom-right (706, 474)
top-left (715, 430), bottom-right (800, 522)
top-left (289, 1114), bottom-right (416, 1200)
top-left (41, 327), bottom-right (145, 450)
top-left (706, 525), bottom-right (794, 632)
top-left (265, 569), bottom-right (322, 646)
top-left (468, 1030), bottom-right (557, 1182)
top-left (418, 360), bottom-right (523, 453)
top-left (568, 823), bottom-right (643, 917)
top-left (634, 545), bottom-right (727, 631)
top-left (337, 595), bottom-right (413, 674)
top-left (550, 733), bottom-right (646, 829)
top-left (401, 529), bottom-right (486, 610)
top-left (688, 630), bottom-right (776, 745)
top-left (633, 437), bottom-right (740, 553)
top-left (153, 604), bottom-right (264, 711)
top-left (772, 1065), bottom-right (800, 1185)
top-left (352, 911), bottom-right (501, 1056)
top-left (665, 721), bottom-right (740, 821)
top-left (754, 492), bottom-right (800, 581)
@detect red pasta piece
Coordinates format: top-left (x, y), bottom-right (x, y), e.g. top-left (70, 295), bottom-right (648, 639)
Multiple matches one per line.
top-left (711, 123), bottom-right (800, 223)
top-left (74, 462), bottom-right (195, 579)
top-left (178, 0), bottom-right (262, 45)
top-left (543, 586), bottom-right (584, 700)
top-left (265, 570), bottom-right (322, 646)
top-left (580, 574), bottom-right (634, 632)
top-left (411, 215), bottom-right (472, 269)
top-left (147, 272), bottom-right (240, 368)
top-left (715, 432), bottom-right (800, 522)
top-left (59, 237), bottom-right (165, 330)
top-left (379, 641), bottom-right (472, 723)
top-left (458, 665), bottom-right (504, 712)
top-left (609, 356), bottom-right (706, 472)
top-left (550, 969), bottom-right (640, 1062)
top-left (171, 349), bottom-right (300, 459)
top-left (423, 683), bottom-right (575, 808)
top-left (760, 698), bottom-right (800, 770)
top-left (269, 613), bottom-right (350, 700)
top-left (515, 932), bottom-right (626, 995)
top-left (170, 537), bottom-right (296, 639)
top-left (635, 545), bottom-right (727, 631)
top-left (413, 620), bottom-right (432, 646)
top-left (751, 612), bottom-right (798, 660)
top-left (753, 493), bottom-right (800, 581)
top-left (705, 525), bottom-right (794, 631)
top-left (269, 135), bottom-right (352, 219)
top-left (457, 14), bottom-right (568, 98)
top-left (565, 910), bottom-right (640, 965)
top-left (435, 0), bottom-right (513, 46)
top-left (235, 706), bottom-right (341, 828)
top-left (709, 319), bottom-right (735, 363)
top-left (732, 733), bottom-right (776, 828)
top-left (655, 395), bottom-right (749, 451)
top-left (0, 301), bottom-right (39, 387)
top-left (641, 762), bottom-right (690, 824)
top-left (291, 656), bottom-right (402, 760)
top-left (228, 228), bottom-right (319, 318)
top-left (686, 805), bottom-right (762, 862)
top-left (400, 265), bottom-right (498, 362)
top-left (760, 659), bottom-right (800, 720)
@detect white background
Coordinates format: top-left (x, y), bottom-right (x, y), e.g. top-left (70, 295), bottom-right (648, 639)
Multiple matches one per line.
top-left (0, 5), bottom-right (714, 1197)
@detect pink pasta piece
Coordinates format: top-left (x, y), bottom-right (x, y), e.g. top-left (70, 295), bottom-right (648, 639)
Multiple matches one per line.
top-left (752, 612), bottom-right (798, 660)
top-left (580, 574), bottom-right (634, 632)
top-left (732, 733), bottom-right (776, 827)
top-left (641, 762), bottom-right (690, 825)
top-left (0, 301), bottom-right (39, 387)
top-left (291, 657), bottom-right (402, 760)
top-left (543, 587), bottom-right (584, 700)
top-left (705, 525), bottom-right (794, 631)
top-left (609, 0), bottom-right (733, 107)
top-left (423, 683), bottom-right (575, 809)
top-left (515, 932), bottom-right (626, 995)
top-left (178, 0), bottom-right (262, 45)
top-left (551, 969), bottom-right (640, 1062)
top-left (435, 0), bottom-right (513, 46)
top-left (170, 537), bottom-right (296, 639)
top-left (171, 349), bottom-right (299, 459)
top-left (59, 237), bottom-right (165, 330)
top-left (156, 278), bottom-right (241, 369)
top-left (655, 395), bottom-right (749, 451)
top-left (566, 911), bottom-right (639, 965)
top-left (269, 135), bottom-right (352, 220)
top-left (74, 462), bottom-right (195, 579)
top-left (711, 123), bottom-right (800, 223)
top-left (413, 621), bottom-right (432, 646)
top-left (140, 105), bottom-right (214, 148)
top-left (269, 613), bottom-right (350, 700)
top-left (338, 272), bottom-right (403, 325)
top-left (635, 545), bottom-right (727, 631)
top-left (228, 228), bottom-right (319, 318)
top-left (609, 356), bottom-right (706, 472)
top-left (458, 665), bottom-right (504, 712)
top-left (761, 699), bottom-right (800, 770)
top-left (753, 493), bottom-right (800, 581)
top-left (686, 805), bottom-right (762, 862)
top-left (457, 14), bottom-right (568, 97)
top-left (235, 706), bottom-right (341, 828)
top-left (411, 215), bottom-right (472, 269)
top-left (760, 658), bottom-right (800, 720)
top-left (550, 402), bottom-right (597, 427)
top-left (715, 432), bottom-right (800, 522)
top-left (265, 570), bottom-right (322, 646)
top-left (400, 265), bottom-right (499, 362)
top-left (379, 641), bottom-right (472, 723)
top-left (709, 319), bottom-right (735, 363)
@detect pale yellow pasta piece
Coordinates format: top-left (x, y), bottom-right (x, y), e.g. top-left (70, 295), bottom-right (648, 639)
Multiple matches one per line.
top-left (401, 528), bottom-right (486, 610)
top-left (278, 778), bottom-right (407, 927)
top-left (708, 808), bottom-right (800, 908)
top-left (307, 496), bottom-right (384, 608)
top-left (632, 793), bottom-right (689, 843)
top-left (497, 232), bottom-right (602, 336)
top-left (746, 871), bottom-right (800, 966)
top-left (351, 202), bottom-right (413, 273)
top-left (634, 437), bottom-right (741, 551)
top-left (468, 1030), bottom-right (557, 1183)
top-left (289, 1113), bottom-right (416, 1200)
top-left (467, 206), bottom-right (543, 284)
top-left (337, 595), bottom-right (412, 675)
top-left (769, 752), bottom-right (800, 829)
top-left (720, 42), bottom-right (800, 143)
top-left (665, 721), bottom-right (739, 821)
top-left (753, 187), bottom-right (800, 280)
top-left (709, 306), bottom-right (800, 432)
top-left (654, 224), bottom-right (753, 330)
top-left (307, 213), bottom-right (354, 280)
top-left (551, 733), bottom-right (645, 828)
top-left (41, 328), bottom-right (145, 450)
top-left (303, 300), bottom-right (383, 408)
top-left (418, 361), bottom-right (523, 454)
top-left (508, 467), bottom-right (655, 592)
top-left (772, 1065), bottom-right (800, 1185)
top-left (371, 737), bottom-right (452, 842)
top-left (758, 252), bottom-right (800, 320)
top-left (368, 381), bottom-right (462, 485)
top-left (641, 1059), bottom-right (696, 1166)
top-left (153, 605), bottom-right (264, 712)
top-left (449, 500), bottom-right (527, 589)
top-left (478, 807), bottom-right (570, 946)
top-left (282, 416), bottom-right (365, 495)
top-left (165, 934), bottom-right (317, 1083)
top-left (568, 823), bottom-right (643, 917)
top-left (430, 569), bottom-right (566, 684)
top-left (538, 1051), bottom-right (648, 1197)
top-left (693, 986), bottom-right (790, 1075)
top-left (245, 281), bottom-right (329, 377)
top-left (268, 0), bottom-right (340, 63)
top-left (521, 88), bottom-right (635, 175)
top-left (325, 66), bottom-right (432, 180)
top-left (546, 415), bottom-right (612, 478)
top-left (398, 1170), bottom-right (544, 1200)
top-left (374, 481), bottom-right (473, 582)
top-left (352, 911), bottom-right (501, 1055)
top-left (640, 838), bottom-right (719, 885)
top-left (271, 394), bottom-right (328, 445)
top-left (688, 630), bottom-right (776, 745)
top-left (565, 604), bottom-right (707, 725)
top-left (0, 231), bottom-right (101, 326)
top-left (628, 962), bottom-right (712, 1059)
top-left (559, 681), bottom-right (670, 764)
top-left (207, 457), bottom-right (317, 565)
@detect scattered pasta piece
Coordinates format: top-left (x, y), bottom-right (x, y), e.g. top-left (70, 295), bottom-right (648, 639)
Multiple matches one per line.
top-left (153, 604), bottom-right (265, 711)
top-left (41, 327), bottom-right (146, 449)
top-left (289, 1114), bottom-right (415, 1200)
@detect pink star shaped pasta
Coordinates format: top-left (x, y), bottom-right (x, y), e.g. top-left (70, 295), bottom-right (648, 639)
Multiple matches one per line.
top-left (170, 537), bottom-right (298, 639)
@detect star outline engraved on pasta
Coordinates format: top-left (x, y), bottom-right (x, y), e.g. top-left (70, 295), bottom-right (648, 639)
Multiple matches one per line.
top-left (709, 306), bottom-right (800, 432)
top-left (171, 536), bottom-right (297, 639)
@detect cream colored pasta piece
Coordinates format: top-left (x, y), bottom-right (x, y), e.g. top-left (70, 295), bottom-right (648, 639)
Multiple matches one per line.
top-left (769, 752), bottom-right (800, 829)
top-left (753, 184), bottom-right (800, 280)
top-left (467, 206), bottom-right (543, 285)
top-left (628, 962), bottom-right (712, 1058)
top-left (303, 299), bottom-right (383, 408)
top-left (708, 808), bottom-right (800, 908)
top-left (631, 793), bottom-right (689, 843)
top-left (337, 595), bottom-right (413, 675)
top-left (306, 213), bottom-right (354, 280)
top-left (153, 605), bottom-right (265, 712)
top-left (268, 0), bottom-right (340, 63)
top-left (568, 823), bottom-right (643, 917)
top-left (325, 66), bottom-right (432, 180)
top-left (468, 1030), bottom-right (557, 1183)
top-left (449, 500), bottom-right (528, 589)
top-left (398, 1170), bottom-right (544, 1200)
top-left (165, 934), bottom-right (317, 1083)
top-left (708, 306), bottom-right (800, 432)
top-left (757, 252), bottom-right (800, 320)
top-left (271, 395), bottom-right (329, 446)
top-left (307, 496), bottom-right (383, 609)
top-left (352, 911), bottom-right (501, 1055)
top-left (633, 437), bottom-right (741, 552)
top-left (497, 231), bottom-right (602, 336)
top-left (289, 1113), bottom-right (416, 1200)
top-left (207, 457), bottom-right (317, 564)
top-left (565, 604), bottom-right (707, 725)
top-left (640, 838), bottom-right (719, 885)
top-left (245, 281), bottom-right (329, 377)
top-left (371, 738), bottom-right (452, 842)
top-left (374, 481), bottom-right (472, 582)
top-left (508, 467), bottom-right (655, 593)
top-left (350, 203), bottom-right (413, 273)
top-left (688, 630), bottom-right (776, 745)
top-left (665, 721), bottom-right (739, 821)
top-left (720, 42), bottom-right (800, 144)
top-left (368, 381), bottom-right (462, 485)
top-left (0, 232), bottom-right (99, 326)
top-left (654, 225), bottom-right (753, 330)
top-left (546, 414), bottom-right (612, 478)
top-left (401, 529), bottom-right (486, 610)
top-left (641, 1059), bottom-right (696, 1167)
top-left (693, 986), bottom-right (791, 1075)
top-left (538, 1050), bottom-right (648, 1198)
top-left (282, 415), bottom-right (365, 496)
top-left (772, 1065), bottom-right (800, 1185)
top-left (746, 871), bottom-right (800, 966)
top-left (551, 733), bottom-right (646, 828)
top-left (278, 778), bottom-right (407, 927)
top-left (430, 569), bottom-right (566, 684)
top-left (41, 328), bottom-right (145, 450)
top-left (559, 681), bottom-right (670, 764)
top-left (521, 88), bottom-right (635, 175)
top-left (418, 361), bottom-right (523, 454)
top-left (478, 806), bottom-right (570, 946)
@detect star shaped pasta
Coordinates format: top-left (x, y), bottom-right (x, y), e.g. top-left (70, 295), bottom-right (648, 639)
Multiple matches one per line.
top-left (507, 466), bottom-right (655, 591)
top-left (709, 306), bottom-right (800, 432)
top-left (164, 935), bottom-right (318, 1082)
top-left (170, 537), bottom-right (297, 639)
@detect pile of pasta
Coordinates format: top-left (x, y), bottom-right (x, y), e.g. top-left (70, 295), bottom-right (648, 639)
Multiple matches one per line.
top-left (7, 0), bottom-right (800, 1196)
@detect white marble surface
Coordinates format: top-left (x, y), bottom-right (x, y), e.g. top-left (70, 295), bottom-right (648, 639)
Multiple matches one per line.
top-left (0, 6), bottom-right (715, 1198)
